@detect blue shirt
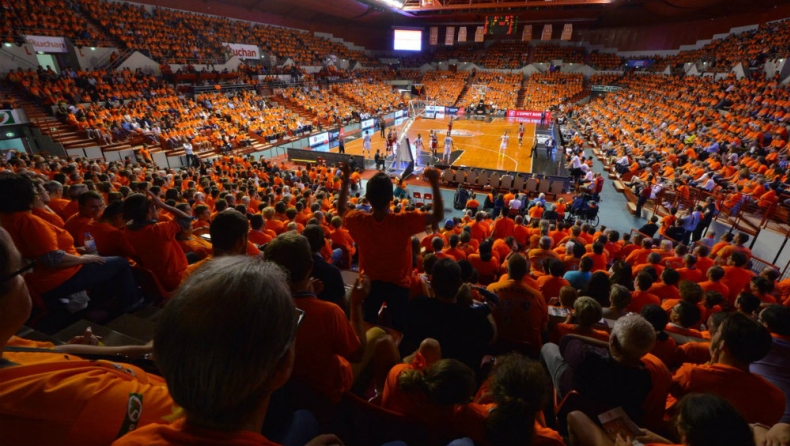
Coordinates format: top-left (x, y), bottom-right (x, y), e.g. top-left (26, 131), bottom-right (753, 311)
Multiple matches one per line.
top-left (751, 335), bottom-right (790, 423)
top-left (563, 270), bottom-right (592, 290)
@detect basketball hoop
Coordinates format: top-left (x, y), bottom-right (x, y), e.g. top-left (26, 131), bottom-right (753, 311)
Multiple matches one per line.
top-left (471, 84), bottom-right (490, 98)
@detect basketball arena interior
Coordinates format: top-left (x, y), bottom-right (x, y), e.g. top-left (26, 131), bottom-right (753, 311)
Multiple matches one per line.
top-left (2, 0), bottom-right (790, 445)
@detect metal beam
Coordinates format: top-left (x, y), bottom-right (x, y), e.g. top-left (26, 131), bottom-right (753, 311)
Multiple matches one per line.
top-left (403, 0), bottom-right (611, 12)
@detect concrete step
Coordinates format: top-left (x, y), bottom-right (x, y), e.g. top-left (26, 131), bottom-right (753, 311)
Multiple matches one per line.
top-left (104, 313), bottom-right (157, 344)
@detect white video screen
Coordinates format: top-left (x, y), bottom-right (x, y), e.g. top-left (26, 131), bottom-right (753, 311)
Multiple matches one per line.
top-left (393, 29), bottom-right (422, 52)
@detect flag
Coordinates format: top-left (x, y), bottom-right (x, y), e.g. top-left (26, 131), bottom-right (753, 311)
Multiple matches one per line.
top-left (430, 27), bottom-right (438, 45)
top-left (458, 27), bottom-right (467, 43)
top-left (541, 24), bottom-right (553, 41)
top-left (561, 24), bottom-right (573, 41)
top-left (445, 26), bottom-right (454, 46)
top-left (475, 26), bottom-right (485, 42)
top-left (522, 25), bottom-right (532, 42)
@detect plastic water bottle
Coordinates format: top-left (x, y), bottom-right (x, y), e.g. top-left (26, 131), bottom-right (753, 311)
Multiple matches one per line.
top-left (84, 232), bottom-right (97, 254)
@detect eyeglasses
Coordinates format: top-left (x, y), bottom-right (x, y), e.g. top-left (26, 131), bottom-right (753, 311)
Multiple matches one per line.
top-left (281, 308), bottom-right (305, 358)
top-left (0, 260), bottom-right (35, 285)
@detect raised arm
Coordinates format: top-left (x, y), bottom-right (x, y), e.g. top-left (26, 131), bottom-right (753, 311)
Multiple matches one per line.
top-left (338, 162), bottom-right (351, 217)
top-left (147, 189), bottom-right (191, 220)
top-left (424, 168), bottom-right (444, 226)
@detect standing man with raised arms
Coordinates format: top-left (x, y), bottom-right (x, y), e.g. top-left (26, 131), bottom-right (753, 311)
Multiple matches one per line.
top-left (338, 163), bottom-right (444, 330)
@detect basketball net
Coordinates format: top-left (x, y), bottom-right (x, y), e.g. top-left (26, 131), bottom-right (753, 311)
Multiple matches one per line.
top-left (471, 84), bottom-right (489, 99)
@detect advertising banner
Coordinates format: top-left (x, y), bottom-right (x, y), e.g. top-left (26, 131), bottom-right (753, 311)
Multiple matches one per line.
top-left (0, 109), bottom-right (28, 126)
top-left (541, 25), bottom-right (553, 41)
top-left (308, 132), bottom-right (329, 147)
top-left (561, 24), bottom-right (573, 41)
top-left (474, 26), bottom-right (485, 43)
top-left (25, 35), bottom-right (67, 53)
top-left (221, 42), bottom-right (260, 59)
top-left (445, 27), bottom-right (455, 46)
top-left (361, 118), bottom-right (375, 129)
top-left (522, 25), bottom-right (532, 42)
top-left (506, 109), bottom-right (553, 121)
top-left (458, 27), bottom-right (467, 43)
top-left (429, 27), bottom-right (439, 45)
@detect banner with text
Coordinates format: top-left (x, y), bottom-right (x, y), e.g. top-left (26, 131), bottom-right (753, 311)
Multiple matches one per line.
top-left (561, 24), bottom-right (573, 41)
top-left (222, 42), bottom-right (260, 59)
top-left (0, 109), bottom-right (28, 126)
top-left (474, 26), bottom-right (485, 43)
top-left (25, 35), bottom-right (67, 53)
top-left (541, 25), bottom-right (553, 41)
top-left (445, 27), bottom-right (455, 46)
top-left (506, 109), bottom-right (552, 121)
top-left (458, 27), bottom-right (467, 43)
top-left (522, 25), bottom-right (532, 42)
top-left (429, 27), bottom-right (439, 45)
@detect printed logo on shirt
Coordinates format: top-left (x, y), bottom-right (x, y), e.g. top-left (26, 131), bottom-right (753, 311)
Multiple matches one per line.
top-left (117, 393), bottom-right (143, 438)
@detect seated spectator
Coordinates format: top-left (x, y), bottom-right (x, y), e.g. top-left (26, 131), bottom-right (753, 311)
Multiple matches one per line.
top-left (488, 255), bottom-right (547, 348)
top-left (669, 312), bottom-right (786, 425)
top-left (564, 256), bottom-right (593, 291)
top-left (567, 393), bottom-right (756, 446)
top-left (627, 272), bottom-right (660, 313)
top-left (536, 257), bottom-right (570, 303)
top-left (264, 232), bottom-right (397, 402)
top-left (0, 173), bottom-right (141, 318)
top-left (602, 284), bottom-right (631, 320)
top-left (752, 305), bottom-right (790, 424)
top-left (541, 314), bottom-right (657, 423)
top-left (302, 224), bottom-right (346, 310)
top-left (123, 191), bottom-right (190, 292)
top-left (0, 227), bottom-right (173, 446)
top-left (641, 304), bottom-right (678, 367)
top-left (113, 255), bottom-right (339, 446)
top-left (548, 296), bottom-right (609, 344)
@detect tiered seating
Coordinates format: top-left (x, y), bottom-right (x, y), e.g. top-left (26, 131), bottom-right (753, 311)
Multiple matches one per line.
top-left (432, 45), bottom-right (477, 62)
top-left (399, 53), bottom-right (434, 67)
top-left (532, 44), bottom-right (585, 63)
top-left (589, 72), bottom-right (623, 86)
top-left (458, 72), bottom-right (522, 109)
top-left (521, 72), bottom-right (583, 111)
top-left (588, 52), bottom-right (622, 70)
top-left (421, 70), bottom-right (469, 106)
top-left (475, 41), bottom-right (530, 69)
top-left (0, 0), bottom-right (112, 46)
top-left (278, 86), bottom-right (358, 125)
top-left (332, 81), bottom-right (405, 115)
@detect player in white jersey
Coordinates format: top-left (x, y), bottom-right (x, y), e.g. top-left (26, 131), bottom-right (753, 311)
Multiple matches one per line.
top-left (443, 133), bottom-right (454, 164)
top-left (518, 123), bottom-right (525, 146)
top-left (362, 131), bottom-right (371, 158)
top-left (414, 134), bottom-right (424, 153)
top-left (499, 131), bottom-right (509, 152)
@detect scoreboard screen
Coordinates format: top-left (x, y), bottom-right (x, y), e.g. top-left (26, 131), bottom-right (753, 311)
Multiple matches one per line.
top-left (484, 15), bottom-right (518, 35)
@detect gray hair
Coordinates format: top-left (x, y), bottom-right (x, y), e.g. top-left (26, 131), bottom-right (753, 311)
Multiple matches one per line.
top-left (153, 256), bottom-right (297, 430)
top-left (610, 313), bottom-right (656, 361)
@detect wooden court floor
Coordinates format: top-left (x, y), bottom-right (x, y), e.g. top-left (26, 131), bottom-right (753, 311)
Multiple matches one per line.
top-left (342, 116), bottom-right (536, 173)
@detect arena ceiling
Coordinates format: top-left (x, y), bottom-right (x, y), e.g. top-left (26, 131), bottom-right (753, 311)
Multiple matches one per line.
top-left (215, 0), bottom-right (789, 28)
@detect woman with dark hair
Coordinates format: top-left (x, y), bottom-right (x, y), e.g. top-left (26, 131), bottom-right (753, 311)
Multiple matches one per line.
top-left (483, 353), bottom-right (564, 446)
top-left (0, 173), bottom-right (141, 324)
top-left (568, 393), bottom-right (756, 446)
top-left (609, 259), bottom-right (634, 290)
top-left (584, 271), bottom-right (612, 307)
top-left (641, 304), bottom-right (678, 368)
top-left (381, 342), bottom-right (488, 444)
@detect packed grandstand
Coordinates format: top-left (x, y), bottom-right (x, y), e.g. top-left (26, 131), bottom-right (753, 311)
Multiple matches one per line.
top-left (2, 1), bottom-right (790, 446)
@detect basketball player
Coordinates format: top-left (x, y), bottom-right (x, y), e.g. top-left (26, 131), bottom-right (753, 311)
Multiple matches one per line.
top-left (448, 116), bottom-right (454, 136)
top-left (362, 130), bottom-right (371, 158)
top-left (443, 132), bottom-right (454, 164)
top-left (499, 131), bottom-right (509, 153)
top-left (518, 123), bottom-right (524, 146)
top-left (414, 133), bottom-right (424, 153)
top-left (430, 130), bottom-right (438, 159)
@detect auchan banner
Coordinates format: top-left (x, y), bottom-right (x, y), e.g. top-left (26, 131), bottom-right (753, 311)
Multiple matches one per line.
top-left (25, 35), bottom-right (67, 53)
top-left (222, 42), bottom-right (260, 59)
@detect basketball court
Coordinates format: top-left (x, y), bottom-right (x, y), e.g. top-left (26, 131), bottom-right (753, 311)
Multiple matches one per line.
top-left (339, 115), bottom-right (542, 173)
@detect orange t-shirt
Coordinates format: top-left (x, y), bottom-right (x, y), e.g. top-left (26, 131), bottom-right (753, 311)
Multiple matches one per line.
top-left (1, 341), bottom-right (174, 446)
top-left (248, 229), bottom-right (273, 246)
top-left (670, 363), bottom-right (786, 425)
top-left (720, 266), bottom-right (756, 306)
top-left (649, 336), bottom-right (678, 368)
top-left (88, 221), bottom-right (137, 259)
top-left (0, 211), bottom-right (82, 295)
top-left (32, 207), bottom-right (64, 228)
top-left (536, 275), bottom-right (571, 302)
top-left (124, 221), bottom-right (188, 292)
top-left (64, 214), bottom-right (93, 246)
top-left (673, 341), bottom-right (710, 366)
top-left (112, 418), bottom-right (280, 446)
top-left (548, 323), bottom-right (609, 345)
top-left (487, 280), bottom-right (547, 347)
top-left (343, 210), bottom-right (426, 288)
top-left (627, 290), bottom-right (661, 313)
top-left (291, 293), bottom-right (361, 403)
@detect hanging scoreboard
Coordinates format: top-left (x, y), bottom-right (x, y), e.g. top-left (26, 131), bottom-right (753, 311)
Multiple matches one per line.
top-left (484, 15), bottom-right (518, 35)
